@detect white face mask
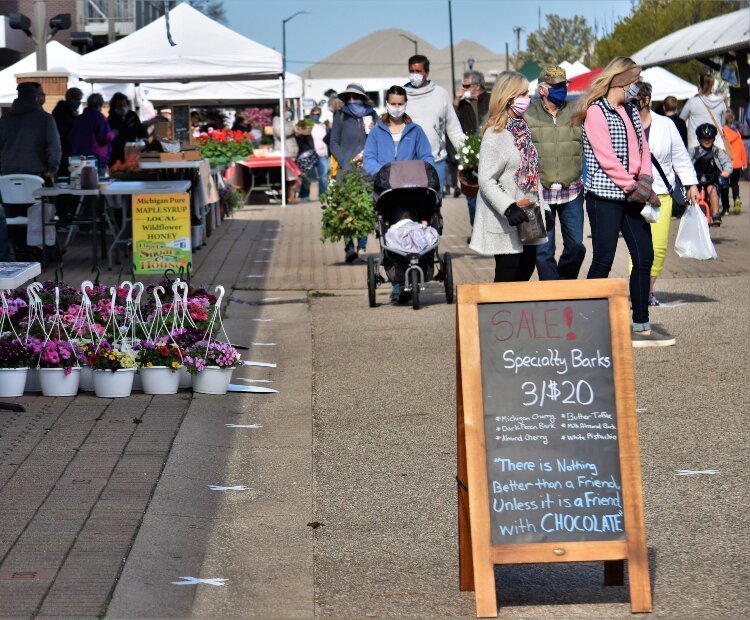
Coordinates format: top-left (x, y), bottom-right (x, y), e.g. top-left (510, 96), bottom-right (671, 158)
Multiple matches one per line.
top-left (409, 72), bottom-right (424, 88)
top-left (386, 104), bottom-right (406, 119)
top-left (462, 89), bottom-right (473, 100)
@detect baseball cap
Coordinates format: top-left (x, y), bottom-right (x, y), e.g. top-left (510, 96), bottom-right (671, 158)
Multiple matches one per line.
top-left (538, 66), bottom-right (567, 85)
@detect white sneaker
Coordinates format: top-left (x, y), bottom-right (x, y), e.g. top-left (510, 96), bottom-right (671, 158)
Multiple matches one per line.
top-left (632, 326), bottom-right (675, 348)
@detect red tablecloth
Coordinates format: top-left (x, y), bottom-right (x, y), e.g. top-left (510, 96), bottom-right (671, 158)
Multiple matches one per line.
top-left (238, 155), bottom-right (301, 176)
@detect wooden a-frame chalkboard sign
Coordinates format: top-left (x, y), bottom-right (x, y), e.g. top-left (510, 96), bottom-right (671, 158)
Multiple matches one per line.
top-left (456, 279), bottom-right (652, 617)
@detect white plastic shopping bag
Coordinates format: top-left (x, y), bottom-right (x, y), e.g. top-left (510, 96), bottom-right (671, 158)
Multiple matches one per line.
top-left (674, 202), bottom-right (717, 260)
top-left (26, 203), bottom-right (57, 248)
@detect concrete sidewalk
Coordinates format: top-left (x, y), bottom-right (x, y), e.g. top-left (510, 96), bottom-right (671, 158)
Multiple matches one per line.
top-left (1, 183), bottom-right (748, 618)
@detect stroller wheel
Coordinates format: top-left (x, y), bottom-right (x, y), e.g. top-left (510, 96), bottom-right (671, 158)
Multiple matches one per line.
top-left (443, 253), bottom-right (454, 304)
top-left (410, 268), bottom-right (421, 310)
top-left (367, 255), bottom-right (377, 307)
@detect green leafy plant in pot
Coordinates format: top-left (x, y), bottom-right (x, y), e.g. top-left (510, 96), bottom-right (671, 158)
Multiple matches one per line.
top-left (457, 133), bottom-right (481, 197)
top-left (320, 168), bottom-right (375, 243)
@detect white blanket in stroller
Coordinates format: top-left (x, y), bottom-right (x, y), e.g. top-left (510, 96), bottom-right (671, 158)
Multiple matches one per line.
top-left (384, 219), bottom-right (439, 253)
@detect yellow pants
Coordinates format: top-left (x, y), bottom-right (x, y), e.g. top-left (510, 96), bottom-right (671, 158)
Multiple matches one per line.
top-left (629, 194), bottom-right (673, 277)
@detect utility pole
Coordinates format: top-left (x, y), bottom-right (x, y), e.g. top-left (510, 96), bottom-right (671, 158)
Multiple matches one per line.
top-left (108, 0), bottom-right (117, 44)
top-left (448, 0), bottom-right (456, 93)
top-left (512, 26), bottom-right (523, 64)
top-left (33, 0), bottom-right (48, 71)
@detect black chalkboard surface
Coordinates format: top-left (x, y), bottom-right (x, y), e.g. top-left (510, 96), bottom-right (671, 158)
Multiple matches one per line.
top-left (478, 299), bottom-right (624, 545)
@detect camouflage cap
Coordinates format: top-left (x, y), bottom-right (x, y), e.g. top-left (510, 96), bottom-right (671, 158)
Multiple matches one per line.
top-left (538, 66), bottom-right (567, 85)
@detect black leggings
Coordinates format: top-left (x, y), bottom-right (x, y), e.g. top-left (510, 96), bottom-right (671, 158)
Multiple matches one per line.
top-left (494, 245), bottom-right (537, 282)
top-left (720, 169), bottom-right (741, 211)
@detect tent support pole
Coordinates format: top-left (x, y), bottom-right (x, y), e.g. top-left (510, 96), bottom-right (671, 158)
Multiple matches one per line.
top-left (280, 74), bottom-right (286, 207)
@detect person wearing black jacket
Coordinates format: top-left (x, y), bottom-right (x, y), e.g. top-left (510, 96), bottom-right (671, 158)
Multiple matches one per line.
top-left (107, 92), bottom-right (147, 166)
top-left (453, 71), bottom-right (490, 231)
top-left (51, 87), bottom-right (83, 177)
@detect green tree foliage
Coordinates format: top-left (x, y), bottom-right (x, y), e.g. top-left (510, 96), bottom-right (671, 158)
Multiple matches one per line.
top-left (183, 0), bottom-right (227, 24)
top-left (595, 0), bottom-right (743, 81)
top-left (520, 15), bottom-right (595, 67)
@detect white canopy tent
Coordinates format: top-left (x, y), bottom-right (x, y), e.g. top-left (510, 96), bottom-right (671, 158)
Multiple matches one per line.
top-left (142, 72), bottom-right (303, 104)
top-left (632, 8), bottom-right (750, 67)
top-left (78, 3), bottom-right (295, 203)
top-left (78, 3), bottom-right (282, 83)
top-left (0, 41), bottom-right (127, 105)
top-left (640, 66), bottom-right (697, 101)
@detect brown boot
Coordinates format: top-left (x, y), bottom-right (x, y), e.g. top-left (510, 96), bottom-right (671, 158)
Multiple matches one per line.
top-left (287, 187), bottom-right (298, 204)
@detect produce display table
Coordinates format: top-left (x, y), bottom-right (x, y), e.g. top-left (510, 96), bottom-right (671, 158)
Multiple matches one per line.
top-left (235, 155), bottom-right (301, 203)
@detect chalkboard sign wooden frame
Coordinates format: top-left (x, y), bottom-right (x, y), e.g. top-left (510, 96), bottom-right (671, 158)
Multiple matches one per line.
top-left (456, 280), bottom-right (651, 617)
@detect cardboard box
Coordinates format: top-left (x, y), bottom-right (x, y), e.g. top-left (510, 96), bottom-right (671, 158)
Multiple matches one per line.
top-left (183, 150), bottom-right (202, 161)
top-left (160, 152), bottom-right (184, 162)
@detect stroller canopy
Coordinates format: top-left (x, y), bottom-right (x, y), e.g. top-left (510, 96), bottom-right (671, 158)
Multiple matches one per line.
top-left (373, 160), bottom-right (440, 201)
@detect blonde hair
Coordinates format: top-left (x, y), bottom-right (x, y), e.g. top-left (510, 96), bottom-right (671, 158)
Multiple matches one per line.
top-left (572, 56), bottom-right (639, 125)
top-left (483, 71), bottom-right (529, 136)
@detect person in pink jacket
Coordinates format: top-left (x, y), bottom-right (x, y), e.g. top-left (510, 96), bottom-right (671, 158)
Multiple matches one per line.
top-left (574, 56), bottom-right (673, 348)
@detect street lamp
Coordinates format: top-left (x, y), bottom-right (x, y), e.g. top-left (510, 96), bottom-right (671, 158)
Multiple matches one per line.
top-left (399, 34), bottom-right (418, 55)
top-left (280, 10), bottom-right (308, 206)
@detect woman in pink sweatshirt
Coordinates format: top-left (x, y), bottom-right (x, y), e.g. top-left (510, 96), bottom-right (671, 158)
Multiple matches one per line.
top-left (574, 56), bottom-right (673, 348)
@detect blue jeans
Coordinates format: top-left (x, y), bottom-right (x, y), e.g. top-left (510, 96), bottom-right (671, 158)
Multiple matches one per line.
top-left (300, 155), bottom-right (330, 199)
top-left (536, 193), bottom-right (586, 280)
top-left (586, 194), bottom-right (653, 328)
top-left (0, 205), bottom-right (11, 261)
top-left (433, 160), bottom-right (446, 195)
top-left (467, 196), bottom-right (476, 227)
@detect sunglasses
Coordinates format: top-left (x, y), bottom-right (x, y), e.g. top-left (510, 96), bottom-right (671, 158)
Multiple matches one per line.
top-left (462, 83), bottom-right (473, 88)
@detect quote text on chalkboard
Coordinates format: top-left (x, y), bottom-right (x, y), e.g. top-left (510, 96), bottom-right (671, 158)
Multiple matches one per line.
top-left (478, 299), bottom-right (624, 545)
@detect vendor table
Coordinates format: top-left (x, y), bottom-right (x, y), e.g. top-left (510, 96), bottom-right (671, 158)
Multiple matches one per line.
top-left (235, 156), bottom-right (301, 204)
top-left (138, 159), bottom-right (219, 234)
top-left (0, 261), bottom-right (40, 412)
top-left (33, 186), bottom-right (103, 270)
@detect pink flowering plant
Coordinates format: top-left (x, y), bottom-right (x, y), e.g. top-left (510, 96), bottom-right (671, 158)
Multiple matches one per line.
top-left (183, 340), bottom-right (242, 375)
top-left (38, 339), bottom-right (83, 375)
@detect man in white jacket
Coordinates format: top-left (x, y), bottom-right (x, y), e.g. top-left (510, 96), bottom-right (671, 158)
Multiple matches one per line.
top-left (404, 55), bottom-right (465, 195)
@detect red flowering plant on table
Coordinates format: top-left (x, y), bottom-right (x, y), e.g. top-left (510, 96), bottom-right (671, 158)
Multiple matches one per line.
top-left (195, 128), bottom-right (254, 165)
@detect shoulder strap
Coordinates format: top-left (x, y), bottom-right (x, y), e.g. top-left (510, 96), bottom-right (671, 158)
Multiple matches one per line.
top-left (698, 96), bottom-right (725, 139)
top-left (650, 154), bottom-right (672, 192)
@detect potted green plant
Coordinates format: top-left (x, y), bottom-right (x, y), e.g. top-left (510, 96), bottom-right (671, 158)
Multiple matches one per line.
top-left (320, 168), bottom-right (375, 244)
top-left (457, 134), bottom-right (481, 197)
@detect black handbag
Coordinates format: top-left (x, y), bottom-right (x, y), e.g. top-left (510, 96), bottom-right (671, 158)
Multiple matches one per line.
top-left (650, 154), bottom-right (687, 217)
top-left (518, 203), bottom-right (547, 244)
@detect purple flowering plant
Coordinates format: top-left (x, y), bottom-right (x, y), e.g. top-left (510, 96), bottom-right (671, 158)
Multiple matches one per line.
top-left (183, 340), bottom-right (242, 375)
top-left (0, 334), bottom-right (34, 368)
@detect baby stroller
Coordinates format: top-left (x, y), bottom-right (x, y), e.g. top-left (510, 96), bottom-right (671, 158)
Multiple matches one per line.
top-left (366, 160), bottom-right (454, 310)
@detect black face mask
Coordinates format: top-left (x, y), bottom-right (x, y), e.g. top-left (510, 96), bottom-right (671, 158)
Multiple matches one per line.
top-left (70, 100), bottom-right (82, 111)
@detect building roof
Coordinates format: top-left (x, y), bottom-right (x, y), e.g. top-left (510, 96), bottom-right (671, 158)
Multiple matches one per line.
top-left (301, 28), bottom-right (507, 90)
top-left (632, 8), bottom-right (750, 67)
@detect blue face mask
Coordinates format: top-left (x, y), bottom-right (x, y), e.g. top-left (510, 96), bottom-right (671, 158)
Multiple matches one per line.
top-left (546, 84), bottom-right (567, 107)
top-left (347, 102), bottom-right (368, 116)
top-left (311, 114), bottom-right (320, 122)
top-left (624, 83), bottom-right (640, 103)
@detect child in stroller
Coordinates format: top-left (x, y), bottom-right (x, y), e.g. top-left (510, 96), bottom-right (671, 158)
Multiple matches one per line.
top-left (366, 160), bottom-right (454, 309)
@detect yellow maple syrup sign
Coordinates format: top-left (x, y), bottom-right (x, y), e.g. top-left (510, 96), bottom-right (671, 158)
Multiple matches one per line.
top-left (132, 193), bottom-right (191, 275)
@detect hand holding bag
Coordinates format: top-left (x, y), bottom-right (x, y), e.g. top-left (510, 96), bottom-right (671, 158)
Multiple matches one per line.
top-left (674, 202), bottom-right (718, 260)
top-left (518, 203), bottom-right (547, 244)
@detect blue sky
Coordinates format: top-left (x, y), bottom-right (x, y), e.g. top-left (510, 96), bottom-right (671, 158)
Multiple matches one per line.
top-left (223, 0), bottom-right (633, 73)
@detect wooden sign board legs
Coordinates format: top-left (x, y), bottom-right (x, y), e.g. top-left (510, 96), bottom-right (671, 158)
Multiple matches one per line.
top-left (456, 280), bottom-right (651, 617)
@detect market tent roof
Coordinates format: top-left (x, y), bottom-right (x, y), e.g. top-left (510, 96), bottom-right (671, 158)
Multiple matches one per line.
top-left (568, 68), bottom-right (604, 93)
top-left (641, 66), bottom-right (697, 101)
top-left (142, 73), bottom-right (303, 104)
top-left (0, 41), bottom-right (127, 105)
top-left (632, 8), bottom-right (750, 67)
top-left (78, 3), bottom-right (282, 83)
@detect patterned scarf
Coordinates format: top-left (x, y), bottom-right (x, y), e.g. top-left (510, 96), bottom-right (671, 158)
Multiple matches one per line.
top-left (506, 116), bottom-right (539, 193)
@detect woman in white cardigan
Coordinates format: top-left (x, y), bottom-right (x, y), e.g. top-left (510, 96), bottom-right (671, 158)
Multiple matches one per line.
top-left (469, 71), bottom-right (551, 282)
top-left (634, 81), bottom-right (699, 306)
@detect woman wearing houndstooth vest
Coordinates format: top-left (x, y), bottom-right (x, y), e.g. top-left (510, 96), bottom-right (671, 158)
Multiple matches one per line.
top-left (574, 57), bottom-right (674, 348)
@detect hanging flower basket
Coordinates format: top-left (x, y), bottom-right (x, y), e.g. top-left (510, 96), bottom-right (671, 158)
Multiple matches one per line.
top-left (93, 368), bottom-right (135, 398)
top-left (140, 366), bottom-right (181, 395)
top-left (0, 368), bottom-right (29, 397)
top-left (191, 366), bottom-right (234, 395)
top-left (39, 367), bottom-right (81, 397)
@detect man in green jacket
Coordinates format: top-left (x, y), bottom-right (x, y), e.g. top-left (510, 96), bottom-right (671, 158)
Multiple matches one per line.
top-left (525, 66), bottom-right (585, 280)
